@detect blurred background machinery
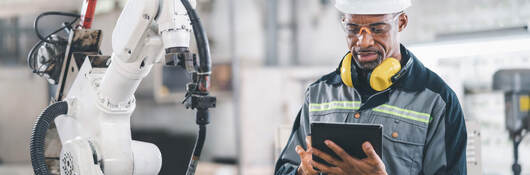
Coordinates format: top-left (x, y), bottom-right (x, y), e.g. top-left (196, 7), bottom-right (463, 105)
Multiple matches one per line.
top-left (493, 69), bottom-right (530, 175)
top-left (1, 0), bottom-right (530, 175)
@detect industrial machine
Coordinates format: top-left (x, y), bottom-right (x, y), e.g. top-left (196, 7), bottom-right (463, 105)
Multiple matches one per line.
top-left (27, 0), bottom-right (216, 174)
top-left (493, 69), bottom-right (530, 175)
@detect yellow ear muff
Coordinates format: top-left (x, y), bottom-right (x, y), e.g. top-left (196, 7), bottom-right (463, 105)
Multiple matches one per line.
top-left (370, 57), bottom-right (401, 91)
top-left (340, 53), bottom-right (354, 87)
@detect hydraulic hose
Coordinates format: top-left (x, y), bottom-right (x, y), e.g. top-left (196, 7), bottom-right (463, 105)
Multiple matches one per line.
top-left (30, 101), bottom-right (69, 175)
top-left (180, 1), bottom-right (213, 175)
top-left (180, 0), bottom-right (211, 75)
top-left (186, 125), bottom-right (207, 175)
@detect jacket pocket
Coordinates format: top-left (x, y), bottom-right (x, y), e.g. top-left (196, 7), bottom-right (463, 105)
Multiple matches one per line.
top-left (371, 113), bottom-right (427, 175)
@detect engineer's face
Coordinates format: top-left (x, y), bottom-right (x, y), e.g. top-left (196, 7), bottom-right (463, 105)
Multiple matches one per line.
top-left (342, 13), bottom-right (408, 70)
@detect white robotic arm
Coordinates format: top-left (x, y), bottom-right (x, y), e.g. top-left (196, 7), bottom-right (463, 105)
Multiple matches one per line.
top-left (157, 0), bottom-right (196, 51)
top-left (29, 0), bottom-right (211, 175)
top-left (101, 0), bottom-right (196, 105)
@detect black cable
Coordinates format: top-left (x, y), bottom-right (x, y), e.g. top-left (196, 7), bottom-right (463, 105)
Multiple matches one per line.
top-left (192, 125), bottom-right (207, 157)
top-left (186, 125), bottom-right (206, 175)
top-left (179, 1), bottom-right (214, 175)
top-left (30, 101), bottom-right (68, 175)
top-left (180, 0), bottom-right (211, 74)
top-left (28, 11), bottom-right (80, 76)
top-left (27, 40), bottom-right (44, 72)
top-left (34, 11), bottom-right (80, 44)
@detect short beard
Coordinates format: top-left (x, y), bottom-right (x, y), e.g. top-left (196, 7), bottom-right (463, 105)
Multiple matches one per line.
top-left (352, 53), bottom-right (383, 71)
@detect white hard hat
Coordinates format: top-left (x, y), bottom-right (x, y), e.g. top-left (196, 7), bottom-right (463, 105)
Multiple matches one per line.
top-left (335, 0), bottom-right (411, 15)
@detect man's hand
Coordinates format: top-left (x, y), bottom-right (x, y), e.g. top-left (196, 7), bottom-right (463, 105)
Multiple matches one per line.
top-left (295, 136), bottom-right (318, 175)
top-left (311, 140), bottom-right (387, 175)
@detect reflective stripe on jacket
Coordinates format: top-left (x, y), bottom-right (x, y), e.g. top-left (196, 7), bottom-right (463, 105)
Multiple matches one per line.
top-left (274, 45), bottom-right (467, 175)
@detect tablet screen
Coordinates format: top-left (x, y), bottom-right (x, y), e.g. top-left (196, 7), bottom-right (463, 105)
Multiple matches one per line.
top-left (311, 122), bottom-right (383, 166)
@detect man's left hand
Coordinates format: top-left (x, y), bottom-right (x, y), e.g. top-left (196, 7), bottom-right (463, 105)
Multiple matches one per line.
top-left (311, 140), bottom-right (387, 175)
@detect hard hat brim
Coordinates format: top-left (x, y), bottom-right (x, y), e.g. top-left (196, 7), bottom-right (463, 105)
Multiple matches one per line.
top-left (335, 0), bottom-right (411, 15)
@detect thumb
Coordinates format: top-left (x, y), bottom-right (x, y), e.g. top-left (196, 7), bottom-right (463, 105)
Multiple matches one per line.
top-left (306, 136), bottom-right (312, 148)
top-left (362, 142), bottom-right (381, 161)
top-left (296, 145), bottom-right (305, 154)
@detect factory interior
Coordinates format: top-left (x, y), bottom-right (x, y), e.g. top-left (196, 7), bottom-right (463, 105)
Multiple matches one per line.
top-left (0, 0), bottom-right (529, 174)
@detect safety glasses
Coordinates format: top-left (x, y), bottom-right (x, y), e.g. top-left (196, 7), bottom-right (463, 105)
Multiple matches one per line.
top-left (342, 12), bottom-right (402, 38)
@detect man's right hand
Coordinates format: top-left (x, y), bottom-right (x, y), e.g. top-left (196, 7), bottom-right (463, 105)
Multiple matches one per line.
top-left (296, 136), bottom-right (318, 175)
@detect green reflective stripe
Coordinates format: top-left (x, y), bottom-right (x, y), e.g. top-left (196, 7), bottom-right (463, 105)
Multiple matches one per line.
top-left (372, 108), bottom-right (429, 123)
top-left (309, 101), bottom-right (360, 112)
top-left (309, 101), bottom-right (360, 106)
top-left (373, 105), bottom-right (430, 124)
top-left (309, 101), bottom-right (431, 123)
top-left (380, 104), bottom-right (430, 117)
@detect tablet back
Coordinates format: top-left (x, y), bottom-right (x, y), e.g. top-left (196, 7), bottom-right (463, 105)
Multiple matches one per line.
top-left (311, 122), bottom-right (383, 166)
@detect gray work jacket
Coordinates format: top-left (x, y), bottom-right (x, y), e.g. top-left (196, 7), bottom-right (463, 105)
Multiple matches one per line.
top-left (274, 45), bottom-right (467, 175)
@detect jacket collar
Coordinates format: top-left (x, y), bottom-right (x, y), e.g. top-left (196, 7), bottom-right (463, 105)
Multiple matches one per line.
top-left (394, 44), bottom-right (428, 92)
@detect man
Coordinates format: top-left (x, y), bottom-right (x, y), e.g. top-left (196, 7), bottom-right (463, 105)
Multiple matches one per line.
top-left (274, 0), bottom-right (467, 174)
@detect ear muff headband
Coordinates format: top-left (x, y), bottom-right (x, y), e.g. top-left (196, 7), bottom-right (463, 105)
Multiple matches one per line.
top-left (340, 53), bottom-right (354, 87)
top-left (340, 53), bottom-right (402, 91)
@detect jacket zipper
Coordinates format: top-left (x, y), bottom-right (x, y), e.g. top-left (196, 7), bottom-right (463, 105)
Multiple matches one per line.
top-left (357, 88), bottom-right (392, 112)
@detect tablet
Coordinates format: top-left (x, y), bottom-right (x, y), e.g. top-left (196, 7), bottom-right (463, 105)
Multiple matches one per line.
top-left (311, 122), bottom-right (383, 166)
